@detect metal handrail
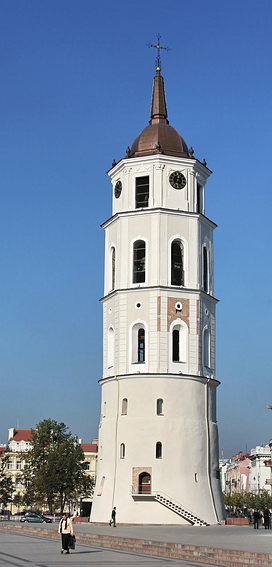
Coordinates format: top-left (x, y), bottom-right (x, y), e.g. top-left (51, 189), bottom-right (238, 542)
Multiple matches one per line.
top-left (154, 490), bottom-right (204, 520)
top-left (130, 486), bottom-right (203, 520)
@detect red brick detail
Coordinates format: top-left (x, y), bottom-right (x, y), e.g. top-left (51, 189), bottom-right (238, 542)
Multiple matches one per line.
top-left (226, 517), bottom-right (249, 525)
top-left (167, 298), bottom-right (189, 331)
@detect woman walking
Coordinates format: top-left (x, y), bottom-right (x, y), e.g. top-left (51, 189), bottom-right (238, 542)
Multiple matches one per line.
top-left (58, 513), bottom-right (74, 554)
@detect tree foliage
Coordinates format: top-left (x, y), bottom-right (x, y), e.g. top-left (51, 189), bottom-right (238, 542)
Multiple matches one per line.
top-left (23, 419), bottom-right (94, 513)
top-left (223, 490), bottom-right (272, 512)
top-left (0, 456), bottom-right (14, 507)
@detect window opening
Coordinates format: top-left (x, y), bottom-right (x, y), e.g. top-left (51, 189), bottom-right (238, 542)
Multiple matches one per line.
top-left (97, 476), bottom-right (105, 496)
top-left (133, 240), bottom-right (145, 283)
top-left (204, 329), bottom-right (210, 368)
top-left (171, 240), bottom-right (184, 286)
top-left (120, 443), bottom-right (125, 459)
top-left (157, 398), bottom-right (163, 415)
top-left (121, 398), bottom-right (128, 415)
top-left (111, 247), bottom-right (115, 290)
top-left (136, 176), bottom-right (149, 208)
top-left (172, 329), bottom-right (180, 362)
top-left (156, 442), bottom-right (162, 459)
top-left (203, 247), bottom-right (208, 292)
top-left (197, 183), bottom-right (202, 214)
top-left (138, 328), bottom-right (145, 362)
top-left (108, 327), bottom-right (114, 369)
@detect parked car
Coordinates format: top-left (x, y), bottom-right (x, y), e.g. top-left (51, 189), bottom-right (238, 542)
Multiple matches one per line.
top-left (40, 514), bottom-right (53, 523)
top-left (20, 514), bottom-right (52, 523)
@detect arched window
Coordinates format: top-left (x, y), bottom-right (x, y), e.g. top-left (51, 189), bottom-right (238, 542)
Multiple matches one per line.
top-left (133, 240), bottom-right (145, 283)
top-left (203, 246), bottom-right (208, 292)
top-left (138, 328), bottom-right (145, 362)
top-left (97, 475), bottom-right (105, 496)
top-left (197, 183), bottom-right (204, 214)
top-left (120, 443), bottom-right (126, 459)
top-left (136, 176), bottom-right (149, 208)
top-left (171, 240), bottom-right (184, 286)
top-left (172, 329), bottom-right (180, 361)
top-left (203, 328), bottom-right (210, 368)
top-left (156, 442), bottom-right (162, 459)
top-left (121, 398), bottom-right (128, 415)
top-left (172, 323), bottom-right (187, 363)
top-left (157, 398), bottom-right (163, 415)
top-left (111, 247), bottom-right (116, 291)
top-left (132, 322), bottom-right (147, 365)
top-left (108, 327), bottom-right (114, 370)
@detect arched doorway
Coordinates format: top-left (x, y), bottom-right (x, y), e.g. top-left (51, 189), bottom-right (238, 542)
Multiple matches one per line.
top-left (138, 472), bottom-right (151, 494)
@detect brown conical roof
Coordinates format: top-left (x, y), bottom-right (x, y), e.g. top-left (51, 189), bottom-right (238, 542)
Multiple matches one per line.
top-left (129, 68), bottom-right (189, 159)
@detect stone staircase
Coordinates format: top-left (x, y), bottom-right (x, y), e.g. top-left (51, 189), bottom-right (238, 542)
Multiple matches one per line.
top-left (154, 491), bottom-right (210, 526)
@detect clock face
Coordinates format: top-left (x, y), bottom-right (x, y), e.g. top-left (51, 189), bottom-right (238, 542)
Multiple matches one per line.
top-left (114, 180), bottom-right (122, 199)
top-left (169, 171), bottom-right (186, 189)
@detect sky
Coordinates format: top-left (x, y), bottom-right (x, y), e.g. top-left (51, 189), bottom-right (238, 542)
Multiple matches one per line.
top-left (0, 0), bottom-right (272, 459)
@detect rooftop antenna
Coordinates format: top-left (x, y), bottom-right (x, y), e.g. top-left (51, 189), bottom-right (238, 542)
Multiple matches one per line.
top-left (147, 33), bottom-right (170, 70)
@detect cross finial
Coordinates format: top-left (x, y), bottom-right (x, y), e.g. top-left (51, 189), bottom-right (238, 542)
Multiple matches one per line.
top-left (147, 34), bottom-right (170, 71)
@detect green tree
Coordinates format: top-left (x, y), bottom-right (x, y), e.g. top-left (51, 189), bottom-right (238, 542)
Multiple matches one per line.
top-left (23, 419), bottom-right (95, 513)
top-left (0, 456), bottom-right (14, 507)
top-left (223, 490), bottom-right (272, 514)
top-left (13, 492), bottom-right (23, 512)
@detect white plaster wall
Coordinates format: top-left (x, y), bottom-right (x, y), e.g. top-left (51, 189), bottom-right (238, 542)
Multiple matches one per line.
top-left (91, 375), bottom-right (223, 525)
top-left (103, 288), bottom-right (212, 378)
top-left (104, 211), bottom-right (214, 296)
top-left (110, 155), bottom-right (211, 217)
top-left (93, 151), bottom-right (224, 526)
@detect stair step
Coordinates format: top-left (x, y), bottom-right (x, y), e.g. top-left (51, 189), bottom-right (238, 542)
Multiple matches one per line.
top-left (155, 493), bottom-right (207, 526)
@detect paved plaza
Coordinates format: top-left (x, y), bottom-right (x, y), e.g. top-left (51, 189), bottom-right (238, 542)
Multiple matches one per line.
top-left (0, 530), bottom-right (220, 567)
top-left (1, 521), bottom-right (272, 566)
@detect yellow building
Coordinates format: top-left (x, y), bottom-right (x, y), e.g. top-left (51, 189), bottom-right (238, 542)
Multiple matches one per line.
top-left (3, 428), bottom-right (33, 513)
top-left (1, 429), bottom-right (98, 515)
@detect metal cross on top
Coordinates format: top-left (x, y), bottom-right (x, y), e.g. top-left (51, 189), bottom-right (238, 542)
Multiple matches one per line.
top-left (147, 34), bottom-right (170, 70)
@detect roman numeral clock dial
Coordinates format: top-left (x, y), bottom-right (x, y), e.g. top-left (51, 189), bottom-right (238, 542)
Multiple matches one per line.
top-left (169, 171), bottom-right (186, 189)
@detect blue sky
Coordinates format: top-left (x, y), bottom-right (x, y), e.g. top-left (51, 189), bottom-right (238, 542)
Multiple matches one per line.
top-left (0, 0), bottom-right (271, 458)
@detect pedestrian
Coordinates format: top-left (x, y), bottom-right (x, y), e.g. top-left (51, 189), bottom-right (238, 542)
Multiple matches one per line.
top-left (72, 508), bottom-right (78, 520)
top-left (264, 508), bottom-right (270, 529)
top-left (253, 509), bottom-right (261, 529)
top-left (58, 512), bottom-right (74, 554)
top-left (109, 507), bottom-right (116, 527)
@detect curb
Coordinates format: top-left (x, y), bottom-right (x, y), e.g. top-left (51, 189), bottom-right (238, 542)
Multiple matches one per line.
top-left (1, 523), bottom-right (272, 566)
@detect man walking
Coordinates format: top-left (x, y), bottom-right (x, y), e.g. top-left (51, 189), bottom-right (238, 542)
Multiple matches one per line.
top-left (109, 507), bottom-right (116, 527)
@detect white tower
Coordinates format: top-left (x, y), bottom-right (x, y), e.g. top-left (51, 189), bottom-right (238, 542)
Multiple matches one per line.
top-left (91, 64), bottom-right (225, 525)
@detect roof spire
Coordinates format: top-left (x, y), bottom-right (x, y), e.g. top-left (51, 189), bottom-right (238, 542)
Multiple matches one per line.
top-left (149, 65), bottom-right (169, 125)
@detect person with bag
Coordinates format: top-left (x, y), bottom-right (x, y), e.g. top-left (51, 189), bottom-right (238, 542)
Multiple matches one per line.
top-left (58, 513), bottom-right (74, 554)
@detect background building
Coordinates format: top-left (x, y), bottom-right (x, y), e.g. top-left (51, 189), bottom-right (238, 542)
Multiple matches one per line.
top-left (0, 429), bottom-right (97, 514)
top-left (248, 445), bottom-right (271, 494)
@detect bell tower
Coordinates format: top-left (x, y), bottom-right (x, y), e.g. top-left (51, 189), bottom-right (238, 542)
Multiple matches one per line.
top-left (91, 61), bottom-right (225, 525)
